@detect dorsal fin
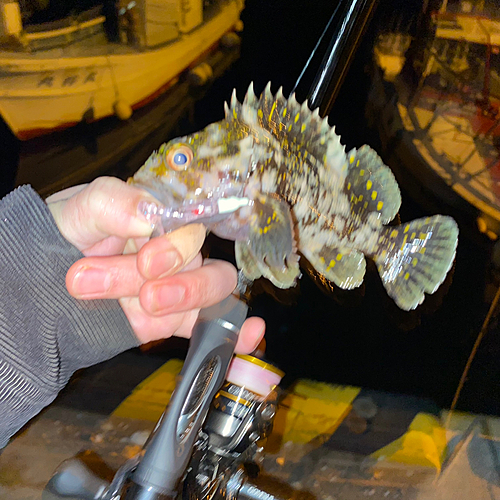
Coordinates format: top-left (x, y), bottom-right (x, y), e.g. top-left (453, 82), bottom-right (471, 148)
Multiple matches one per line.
top-left (228, 83), bottom-right (345, 173)
top-left (344, 145), bottom-right (401, 224)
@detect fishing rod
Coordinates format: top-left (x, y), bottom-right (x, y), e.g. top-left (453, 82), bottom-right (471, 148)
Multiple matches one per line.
top-left (42, 1), bottom-right (378, 499)
top-left (301, 0), bottom-right (378, 116)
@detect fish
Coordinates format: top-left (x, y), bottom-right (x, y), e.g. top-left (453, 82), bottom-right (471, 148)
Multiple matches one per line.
top-left (131, 83), bottom-right (459, 311)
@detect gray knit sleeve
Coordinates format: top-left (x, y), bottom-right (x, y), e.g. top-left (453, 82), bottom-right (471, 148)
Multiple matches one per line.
top-left (0, 186), bottom-right (140, 448)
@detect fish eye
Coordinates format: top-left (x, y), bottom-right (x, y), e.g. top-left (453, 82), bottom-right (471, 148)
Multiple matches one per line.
top-left (167, 144), bottom-right (193, 171)
top-left (174, 153), bottom-right (187, 165)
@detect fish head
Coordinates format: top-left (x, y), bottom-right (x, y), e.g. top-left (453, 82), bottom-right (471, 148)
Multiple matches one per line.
top-left (132, 121), bottom-right (257, 208)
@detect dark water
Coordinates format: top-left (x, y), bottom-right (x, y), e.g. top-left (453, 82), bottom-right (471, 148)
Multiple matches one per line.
top-left (193, 0), bottom-right (500, 415)
top-left (5, 0), bottom-right (500, 415)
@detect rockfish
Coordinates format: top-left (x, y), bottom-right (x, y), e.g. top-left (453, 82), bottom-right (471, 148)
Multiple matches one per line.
top-left (132, 83), bottom-right (459, 310)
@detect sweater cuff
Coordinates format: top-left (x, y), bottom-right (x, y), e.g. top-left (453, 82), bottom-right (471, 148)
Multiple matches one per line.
top-left (0, 185), bottom-right (139, 388)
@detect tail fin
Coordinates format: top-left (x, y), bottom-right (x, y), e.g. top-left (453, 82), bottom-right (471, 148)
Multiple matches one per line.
top-left (373, 215), bottom-right (459, 310)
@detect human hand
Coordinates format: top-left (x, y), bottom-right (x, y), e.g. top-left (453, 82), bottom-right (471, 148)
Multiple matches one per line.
top-left (46, 177), bottom-right (265, 353)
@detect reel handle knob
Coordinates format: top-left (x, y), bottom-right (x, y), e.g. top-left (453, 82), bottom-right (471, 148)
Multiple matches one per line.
top-left (42, 458), bottom-right (109, 500)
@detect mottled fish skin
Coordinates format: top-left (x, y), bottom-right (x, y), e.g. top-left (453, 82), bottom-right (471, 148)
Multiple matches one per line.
top-left (132, 83), bottom-right (459, 311)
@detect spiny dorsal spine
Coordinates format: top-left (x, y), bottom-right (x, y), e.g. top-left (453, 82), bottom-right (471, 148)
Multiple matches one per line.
top-left (225, 83), bottom-right (345, 172)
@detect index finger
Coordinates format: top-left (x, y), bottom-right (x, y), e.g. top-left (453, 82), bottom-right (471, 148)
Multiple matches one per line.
top-left (49, 177), bottom-right (162, 251)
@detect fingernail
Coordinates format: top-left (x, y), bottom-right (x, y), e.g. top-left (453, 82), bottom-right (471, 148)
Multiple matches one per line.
top-left (73, 267), bottom-right (111, 298)
top-left (147, 250), bottom-right (183, 278)
top-left (252, 326), bottom-right (266, 352)
top-left (166, 224), bottom-right (206, 267)
top-left (151, 284), bottom-right (185, 312)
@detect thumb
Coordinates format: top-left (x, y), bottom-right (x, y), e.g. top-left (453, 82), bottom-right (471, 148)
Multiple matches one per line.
top-left (48, 177), bottom-right (162, 251)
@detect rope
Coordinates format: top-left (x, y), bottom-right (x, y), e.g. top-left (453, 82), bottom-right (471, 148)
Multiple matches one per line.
top-left (445, 283), bottom-right (500, 430)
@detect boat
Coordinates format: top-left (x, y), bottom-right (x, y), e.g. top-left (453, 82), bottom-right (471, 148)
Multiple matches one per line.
top-left (0, 0), bottom-right (243, 197)
top-left (0, 0), bottom-right (244, 141)
top-left (366, 0), bottom-right (500, 242)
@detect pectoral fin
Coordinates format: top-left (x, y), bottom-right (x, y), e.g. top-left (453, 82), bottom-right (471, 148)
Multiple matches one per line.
top-left (235, 193), bottom-right (300, 288)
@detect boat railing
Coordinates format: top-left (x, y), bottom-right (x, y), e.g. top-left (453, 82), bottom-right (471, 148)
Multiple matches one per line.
top-left (19, 6), bottom-right (105, 52)
top-left (404, 42), bottom-right (500, 205)
top-left (425, 46), bottom-right (499, 101)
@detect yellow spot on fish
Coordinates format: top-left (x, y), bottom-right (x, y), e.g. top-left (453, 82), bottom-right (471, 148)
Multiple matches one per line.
top-left (364, 201), bottom-right (368, 209)
top-left (320, 256), bottom-right (325, 263)
top-left (301, 123), bottom-right (306, 133)
top-left (267, 216), bottom-right (271, 224)
top-left (390, 230), bottom-right (398, 238)
top-left (377, 201), bottom-right (384, 211)
top-left (288, 124), bottom-right (292, 131)
top-left (411, 232), bottom-right (416, 239)
top-left (358, 195), bottom-right (363, 201)
top-left (320, 137), bottom-right (326, 145)
top-left (294, 113), bottom-right (300, 123)
top-left (404, 272), bottom-right (410, 280)
top-left (360, 169), bottom-right (365, 176)
top-left (419, 233), bottom-right (427, 240)
top-left (269, 101), bottom-right (277, 121)
top-left (347, 182), bottom-right (351, 190)
top-left (412, 258), bottom-right (418, 267)
top-left (233, 109), bottom-right (237, 119)
top-left (283, 107), bottom-right (287, 117)
top-left (367, 180), bottom-right (373, 190)
top-left (401, 235), bottom-right (408, 250)
top-left (263, 226), bottom-right (269, 234)
top-left (327, 260), bottom-right (336, 270)
top-left (152, 164), bottom-right (168, 177)
top-left (272, 212), bottom-right (277, 220)
top-left (350, 156), bottom-right (354, 164)
top-left (371, 190), bottom-right (377, 200)
top-left (356, 160), bottom-right (360, 166)
top-left (336, 254), bottom-right (342, 261)
top-left (258, 109), bottom-right (263, 119)
top-left (420, 247), bottom-right (426, 254)
top-left (404, 225), bottom-right (409, 233)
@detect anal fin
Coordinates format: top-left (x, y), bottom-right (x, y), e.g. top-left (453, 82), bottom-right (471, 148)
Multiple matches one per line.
top-left (302, 246), bottom-right (366, 290)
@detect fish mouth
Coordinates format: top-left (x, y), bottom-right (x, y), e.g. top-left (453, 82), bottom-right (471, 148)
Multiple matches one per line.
top-left (143, 186), bottom-right (176, 206)
top-left (135, 182), bottom-right (225, 232)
